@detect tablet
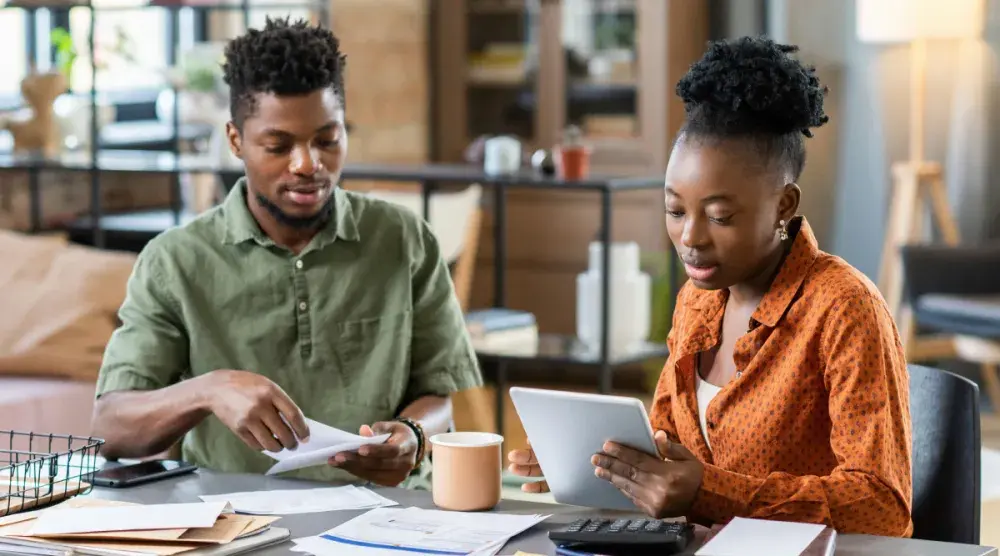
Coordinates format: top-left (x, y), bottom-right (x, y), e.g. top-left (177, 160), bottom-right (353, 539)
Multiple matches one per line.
top-left (509, 386), bottom-right (659, 511)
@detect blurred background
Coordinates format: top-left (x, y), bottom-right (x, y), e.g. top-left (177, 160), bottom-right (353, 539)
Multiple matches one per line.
top-left (0, 0), bottom-right (999, 544)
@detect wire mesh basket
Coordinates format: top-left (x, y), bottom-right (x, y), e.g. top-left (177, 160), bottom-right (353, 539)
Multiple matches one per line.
top-left (0, 431), bottom-right (104, 517)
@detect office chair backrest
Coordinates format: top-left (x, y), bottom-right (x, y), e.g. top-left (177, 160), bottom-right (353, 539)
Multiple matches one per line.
top-left (908, 364), bottom-right (981, 544)
top-left (901, 243), bottom-right (1000, 304)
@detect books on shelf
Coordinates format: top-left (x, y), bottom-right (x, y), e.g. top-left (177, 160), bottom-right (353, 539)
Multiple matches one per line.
top-left (465, 308), bottom-right (538, 356)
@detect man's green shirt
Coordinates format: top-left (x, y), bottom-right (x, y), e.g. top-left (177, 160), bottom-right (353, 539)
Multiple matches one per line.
top-left (96, 181), bottom-right (483, 482)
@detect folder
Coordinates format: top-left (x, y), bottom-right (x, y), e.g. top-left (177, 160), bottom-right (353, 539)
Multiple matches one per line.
top-left (0, 498), bottom-right (286, 556)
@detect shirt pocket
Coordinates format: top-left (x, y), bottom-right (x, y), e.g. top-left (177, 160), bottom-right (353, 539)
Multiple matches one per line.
top-left (330, 310), bottom-right (412, 411)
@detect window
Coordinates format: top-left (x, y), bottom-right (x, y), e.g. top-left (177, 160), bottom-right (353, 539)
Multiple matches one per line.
top-left (248, 7), bottom-right (314, 30)
top-left (68, 3), bottom-right (169, 92)
top-left (0, 11), bottom-right (27, 95)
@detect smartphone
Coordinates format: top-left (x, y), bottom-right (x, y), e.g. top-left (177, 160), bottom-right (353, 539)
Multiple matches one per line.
top-left (92, 459), bottom-right (198, 488)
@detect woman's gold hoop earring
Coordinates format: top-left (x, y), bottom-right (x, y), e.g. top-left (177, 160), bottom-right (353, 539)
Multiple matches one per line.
top-left (778, 220), bottom-right (789, 241)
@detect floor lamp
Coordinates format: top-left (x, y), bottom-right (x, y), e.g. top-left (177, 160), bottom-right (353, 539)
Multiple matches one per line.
top-left (858, 0), bottom-right (983, 358)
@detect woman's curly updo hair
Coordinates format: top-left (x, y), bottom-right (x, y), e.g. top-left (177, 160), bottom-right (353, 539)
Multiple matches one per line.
top-left (675, 36), bottom-right (829, 181)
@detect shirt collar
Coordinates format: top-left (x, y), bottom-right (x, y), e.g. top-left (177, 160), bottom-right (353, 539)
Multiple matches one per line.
top-left (674, 215), bottom-right (821, 354)
top-left (221, 177), bottom-right (360, 248)
top-left (751, 215), bottom-right (820, 327)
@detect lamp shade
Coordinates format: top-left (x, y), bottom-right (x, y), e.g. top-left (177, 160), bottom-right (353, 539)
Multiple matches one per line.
top-left (857, 0), bottom-right (984, 43)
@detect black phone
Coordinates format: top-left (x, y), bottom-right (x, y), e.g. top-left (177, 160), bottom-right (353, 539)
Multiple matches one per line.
top-left (92, 459), bottom-right (198, 488)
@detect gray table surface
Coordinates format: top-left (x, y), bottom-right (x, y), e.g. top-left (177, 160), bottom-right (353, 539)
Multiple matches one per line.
top-left (83, 469), bottom-right (997, 556)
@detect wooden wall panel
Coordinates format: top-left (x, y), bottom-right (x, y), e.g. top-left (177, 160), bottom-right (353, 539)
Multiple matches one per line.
top-left (469, 266), bottom-right (579, 334)
top-left (475, 190), bottom-right (666, 268)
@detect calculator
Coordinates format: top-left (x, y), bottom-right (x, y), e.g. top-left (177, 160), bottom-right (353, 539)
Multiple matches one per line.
top-left (548, 517), bottom-right (694, 555)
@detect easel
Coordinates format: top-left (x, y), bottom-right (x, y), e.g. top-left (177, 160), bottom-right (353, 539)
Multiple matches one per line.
top-left (877, 161), bottom-right (961, 361)
top-left (875, 35), bottom-right (963, 362)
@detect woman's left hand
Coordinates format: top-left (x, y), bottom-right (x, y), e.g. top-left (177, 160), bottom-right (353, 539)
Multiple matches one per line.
top-left (592, 430), bottom-right (704, 519)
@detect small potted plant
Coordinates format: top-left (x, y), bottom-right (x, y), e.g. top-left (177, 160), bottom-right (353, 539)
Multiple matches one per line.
top-left (553, 124), bottom-right (592, 180)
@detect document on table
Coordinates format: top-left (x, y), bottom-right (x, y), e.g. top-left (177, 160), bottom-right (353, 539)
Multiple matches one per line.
top-left (27, 501), bottom-right (228, 536)
top-left (291, 506), bottom-right (549, 556)
top-left (200, 485), bottom-right (397, 515)
top-left (695, 517), bottom-right (826, 556)
top-left (263, 418), bottom-right (390, 475)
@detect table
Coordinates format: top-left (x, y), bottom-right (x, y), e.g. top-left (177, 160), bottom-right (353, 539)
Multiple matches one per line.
top-left (83, 469), bottom-right (998, 556)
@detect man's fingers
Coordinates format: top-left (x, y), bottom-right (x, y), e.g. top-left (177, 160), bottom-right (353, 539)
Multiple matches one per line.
top-left (247, 421), bottom-right (283, 453)
top-left (333, 455), bottom-right (409, 473)
top-left (260, 409), bottom-right (299, 450)
top-left (236, 429), bottom-right (264, 452)
top-left (357, 443), bottom-right (402, 459)
top-left (272, 395), bottom-right (310, 442)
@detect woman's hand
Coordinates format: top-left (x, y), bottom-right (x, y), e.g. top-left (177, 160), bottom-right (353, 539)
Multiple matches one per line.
top-left (592, 430), bottom-right (704, 519)
top-left (507, 441), bottom-right (549, 493)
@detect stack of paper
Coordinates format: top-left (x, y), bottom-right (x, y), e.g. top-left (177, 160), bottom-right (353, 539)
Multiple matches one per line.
top-left (199, 485), bottom-right (397, 515)
top-left (291, 506), bottom-right (549, 556)
top-left (696, 517), bottom-right (833, 556)
top-left (0, 498), bottom-right (289, 556)
top-left (264, 418), bottom-right (390, 475)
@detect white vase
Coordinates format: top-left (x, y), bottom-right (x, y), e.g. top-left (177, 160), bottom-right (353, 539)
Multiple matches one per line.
top-left (575, 241), bottom-right (651, 355)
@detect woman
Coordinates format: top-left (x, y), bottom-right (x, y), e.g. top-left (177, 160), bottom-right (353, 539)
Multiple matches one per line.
top-left (508, 36), bottom-right (912, 537)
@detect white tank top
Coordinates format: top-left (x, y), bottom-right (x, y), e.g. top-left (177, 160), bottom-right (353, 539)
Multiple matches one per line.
top-left (696, 373), bottom-right (723, 451)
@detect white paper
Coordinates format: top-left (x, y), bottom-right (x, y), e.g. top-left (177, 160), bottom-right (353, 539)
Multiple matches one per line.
top-left (263, 418), bottom-right (390, 475)
top-left (199, 485), bottom-right (397, 515)
top-left (293, 506), bottom-right (548, 555)
top-left (28, 501), bottom-right (228, 536)
top-left (695, 517), bottom-right (825, 556)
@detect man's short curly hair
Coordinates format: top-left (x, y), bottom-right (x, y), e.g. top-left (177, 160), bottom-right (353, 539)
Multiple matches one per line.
top-left (675, 36), bottom-right (828, 181)
top-left (222, 16), bottom-right (346, 129)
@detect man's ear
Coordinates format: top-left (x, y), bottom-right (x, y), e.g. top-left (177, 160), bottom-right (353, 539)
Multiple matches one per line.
top-left (225, 121), bottom-right (243, 160)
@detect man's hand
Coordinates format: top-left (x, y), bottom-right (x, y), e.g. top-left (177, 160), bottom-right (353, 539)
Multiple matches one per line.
top-left (592, 430), bottom-right (704, 519)
top-left (507, 441), bottom-right (549, 493)
top-left (328, 421), bottom-right (418, 487)
top-left (204, 370), bottom-right (310, 453)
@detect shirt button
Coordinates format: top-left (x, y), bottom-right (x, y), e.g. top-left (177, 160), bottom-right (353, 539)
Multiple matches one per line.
top-left (295, 260), bottom-right (304, 270)
top-left (298, 301), bottom-right (308, 312)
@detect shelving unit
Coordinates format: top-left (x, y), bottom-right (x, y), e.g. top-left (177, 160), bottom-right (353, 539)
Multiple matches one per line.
top-left (0, 0), bottom-right (706, 437)
top-left (0, 0), bottom-right (329, 248)
top-left (1, 146), bottom-right (673, 435)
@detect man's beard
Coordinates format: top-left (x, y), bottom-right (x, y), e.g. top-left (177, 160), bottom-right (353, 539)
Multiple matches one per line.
top-left (255, 191), bottom-right (336, 230)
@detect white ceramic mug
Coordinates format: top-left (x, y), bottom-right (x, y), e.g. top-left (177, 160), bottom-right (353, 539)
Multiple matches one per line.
top-left (483, 136), bottom-right (522, 176)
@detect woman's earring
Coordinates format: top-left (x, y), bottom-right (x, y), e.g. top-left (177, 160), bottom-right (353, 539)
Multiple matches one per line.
top-left (778, 220), bottom-right (789, 241)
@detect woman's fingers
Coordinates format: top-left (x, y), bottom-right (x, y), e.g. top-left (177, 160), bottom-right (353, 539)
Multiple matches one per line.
top-left (521, 480), bottom-right (549, 493)
top-left (508, 463), bottom-right (543, 477)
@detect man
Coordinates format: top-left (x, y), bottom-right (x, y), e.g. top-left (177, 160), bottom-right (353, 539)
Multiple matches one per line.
top-left (91, 17), bottom-right (483, 487)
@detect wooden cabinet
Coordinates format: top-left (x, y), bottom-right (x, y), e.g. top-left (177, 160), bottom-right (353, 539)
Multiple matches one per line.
top-left (431, 0), bottom-right (709, 336)
top-left (432, 0), bottom-right (707, 175)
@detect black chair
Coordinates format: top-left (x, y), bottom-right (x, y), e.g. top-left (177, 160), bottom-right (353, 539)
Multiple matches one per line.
top-left (901, 244), bottom-right (1000, 413)
top-left (909, 363), bottom-right (981, 544)
top-left (900, 244), bottom-right (1000, 339)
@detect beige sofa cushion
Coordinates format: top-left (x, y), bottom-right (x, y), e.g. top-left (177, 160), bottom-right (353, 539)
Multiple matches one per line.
top-left (0, 231), bottom-right (136, 381)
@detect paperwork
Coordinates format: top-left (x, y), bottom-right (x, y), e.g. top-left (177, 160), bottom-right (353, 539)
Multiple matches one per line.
top-left (199, 485), bottom-right (397, 515)
top-left (264, 418), bottom-right (390, 475)
top-left (29, 502), bottom-right (229, 536)
top-left (291, 506), bottom-right (548, 556)
top-left (0, 498), bottom-right (287, 556)
top-left (696, 517), bottom-right (826, 556)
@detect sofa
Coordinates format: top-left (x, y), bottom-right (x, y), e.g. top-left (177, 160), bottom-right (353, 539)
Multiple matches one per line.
top-left (0, 230), bottom-right (136, 439)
